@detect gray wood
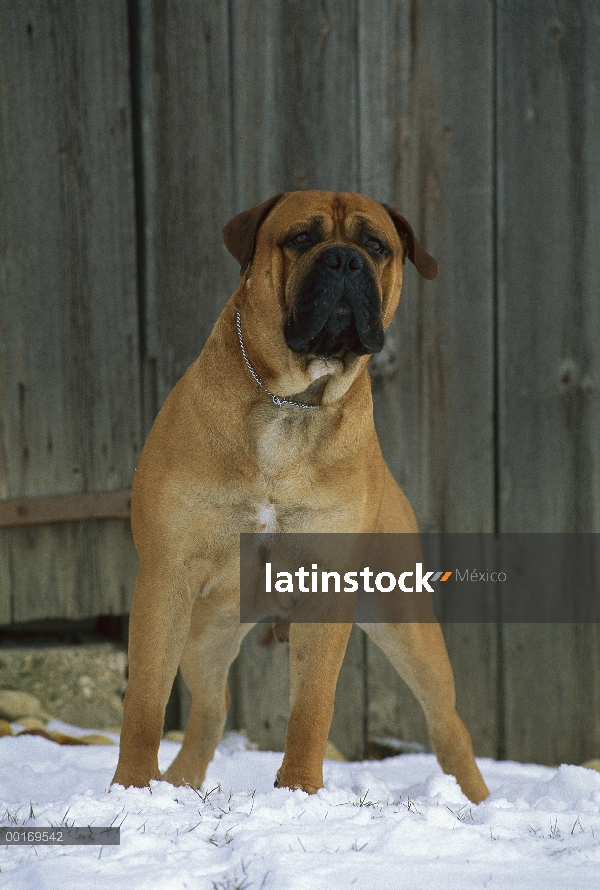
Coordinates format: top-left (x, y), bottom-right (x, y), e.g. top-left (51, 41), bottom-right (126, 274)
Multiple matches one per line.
top-left (503, 624), bottom-right (600, 766)
top-left (366, 632), bottom-right (429, 753)
top-left (0, 1), bottom-right (141, 621)
top-left (329, 626), bottom-right (367, 761)
top-left (235, 626), bottom-right (291, 752)
top-left (360, 0), bottom-right (498, 758)
top-left (230, 0), bottom-right (366, 750)
top-left (134, 0), bottom-right (236, 415)
top-left (498, 1), bottom-right (600, 533)
top-left (133, 0), bottom-right (235, 730)
top-left (497, 1), bottom-right (600, 764)
top-left (231, 0), bottom-right (360, 207)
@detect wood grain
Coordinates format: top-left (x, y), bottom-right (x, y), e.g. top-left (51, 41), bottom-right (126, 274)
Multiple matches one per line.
top-left (361, 0), bottom-right (499, 759)
top-left (0, 1), bottom-right (141, 620)
top-left (134, 0), bottom-right (236, 413)
top-left (497, 0), bottom-right (600, 765)
top-left (229, 0), bottom-right (367, 756)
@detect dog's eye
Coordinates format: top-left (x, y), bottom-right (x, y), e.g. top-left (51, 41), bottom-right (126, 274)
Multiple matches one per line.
top-left (366, 237), bottom-right (386, 254)
top-left (290, 232), bottom-right (312, 246)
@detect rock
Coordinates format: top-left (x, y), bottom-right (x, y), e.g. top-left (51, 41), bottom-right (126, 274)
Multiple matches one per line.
top-left (78, 733), bottom-right (115, 746)
top-left (0, 689), bottom-right (50, 722)
top-left (14, 716), bottom-right (48, 731)
top-left (16, 727), bottom-right (116, 746)
top-left (164, 729), bottom-right (185, 743)
top-left (325, 740), bottom-right (346, 761)
top-left (582, 759), bottom-right (600, 773)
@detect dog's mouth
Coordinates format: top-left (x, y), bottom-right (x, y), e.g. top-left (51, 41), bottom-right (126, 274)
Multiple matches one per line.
top-left (284, 246), bottom-right (384, 359)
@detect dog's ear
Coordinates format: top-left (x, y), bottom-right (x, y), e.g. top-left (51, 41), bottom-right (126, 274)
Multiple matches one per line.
top-left (223, 194), bottom-right (286, 275)
top-left (381, 204), bottom-right (439, 280)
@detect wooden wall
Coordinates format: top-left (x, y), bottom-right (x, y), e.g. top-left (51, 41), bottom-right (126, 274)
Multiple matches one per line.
top-left (0, 2), bottom-right (140, 622)
top-left (0, 0), bottom-right (598, 766)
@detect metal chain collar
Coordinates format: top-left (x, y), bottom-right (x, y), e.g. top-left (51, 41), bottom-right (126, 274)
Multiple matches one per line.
top-left (235, 309), bottom-right (321, 410)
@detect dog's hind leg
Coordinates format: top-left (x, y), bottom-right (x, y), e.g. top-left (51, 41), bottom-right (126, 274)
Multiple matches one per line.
top-left (367, 467), bottom-right (489, 804)
top-left (360, 621), bottom-right (489, 803)
top-left (161, 597), bottom-right (251, 789)
top-left (275, 621), bottom-right (353, 794)
top-left (112, 565), bottom-right (195, 788)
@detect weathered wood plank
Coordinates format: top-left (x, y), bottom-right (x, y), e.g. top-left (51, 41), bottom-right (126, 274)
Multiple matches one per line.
top-left (360, 0), bottom-right (498, 759)
top-left (0, 490), bottom-right (131, 528)
top-left (0, 1), bottom-right (141, 620)
top-left (497, 1), bottom-right (600, 764)
top-left (235, 626), bottom-right (291, 752)
top-left (503, 624), bottom-right (600, 765)
top-left (134, 0), bottom-right (236, 413)
top-left (234, 625), bottom-right (365, 761)
top-left (329, 626), bottom-right (367, 761)
top-left (230, 0), bottom-right (367, 753)
top-left (133, 0), bottom-right (241, 733)
top-left (231, 0), bottom-right (360, 207)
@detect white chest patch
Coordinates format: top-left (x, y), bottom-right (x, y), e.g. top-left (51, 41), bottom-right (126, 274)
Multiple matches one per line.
top-left (257, 503), bottom-right (277, 532)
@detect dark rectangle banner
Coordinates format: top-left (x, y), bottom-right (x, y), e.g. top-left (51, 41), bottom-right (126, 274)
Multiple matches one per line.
top-left (0, 826), bottom-right (120, 845)
top-left (239, 533), bottom-right (600, 623)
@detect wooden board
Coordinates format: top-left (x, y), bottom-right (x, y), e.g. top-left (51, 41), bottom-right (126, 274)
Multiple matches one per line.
top-left (230, 0), bottom-right (359, 207)
top-left (132, 0), bottom-right (237, 730)
top-left (229, 0), bottom-right (366, 750)
top-left (0, 1), bottom-right (141, 621)
top-left (234, 626), bottom-right (292, 752)
top-left (133, 0), bottom-right (237, 416)
top-left (361, 0), bottom-right (499, 759)
top-left (497, 2), bottom-right (600, 764)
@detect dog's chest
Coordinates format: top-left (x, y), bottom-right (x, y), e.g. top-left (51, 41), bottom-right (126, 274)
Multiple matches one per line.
top-left (230, 405), bottom-right (361, 534)
top-left (253, 411), bottom-right (313, 471)
top-left (256, 502), bottom-right (277, 532)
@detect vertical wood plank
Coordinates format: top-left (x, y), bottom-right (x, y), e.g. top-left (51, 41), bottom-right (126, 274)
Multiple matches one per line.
top-left (0, 1), bottom-right (141, 620)
top-left (235, 626), bottom-right (291, 752)
top-left (231, 0), bottom-right (360, 207)
top-left (133, 0), bottom-right (234, 729)
top-left (329, 627), bottom-right (367, 761)
top-left (498, 0), bottom-right (600, 764)
top-left (230, 0), bottom-right (367, 753)
top-left (134, 0), bottom-right (235, 413)
top-left (360, 0), bottom-right (499, 758)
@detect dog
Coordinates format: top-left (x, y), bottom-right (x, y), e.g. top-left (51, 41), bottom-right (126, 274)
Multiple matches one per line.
top-left (111, 191), bottom-right (489, 804)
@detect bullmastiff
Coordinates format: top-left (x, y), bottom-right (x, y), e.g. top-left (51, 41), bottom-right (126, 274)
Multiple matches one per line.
top-left (111, 191), bottom-right (489, 804)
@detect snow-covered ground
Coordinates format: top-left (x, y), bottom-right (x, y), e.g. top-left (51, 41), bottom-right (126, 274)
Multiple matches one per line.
top-left (1, 721), bottom-right (600, 889)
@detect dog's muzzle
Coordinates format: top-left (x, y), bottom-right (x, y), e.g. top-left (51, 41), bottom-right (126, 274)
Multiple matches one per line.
top-left (284, 246), bottom-right (384, 358)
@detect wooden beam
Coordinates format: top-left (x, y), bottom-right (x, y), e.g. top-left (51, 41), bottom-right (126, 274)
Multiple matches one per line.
top-left (0, 490), bottom-right (131, 528)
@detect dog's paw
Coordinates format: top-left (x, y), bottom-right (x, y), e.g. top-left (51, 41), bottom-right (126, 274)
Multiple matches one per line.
top-left (274, 771), bottom-right (321, 794)
top-left (111, 764), bottom-right (160, 789)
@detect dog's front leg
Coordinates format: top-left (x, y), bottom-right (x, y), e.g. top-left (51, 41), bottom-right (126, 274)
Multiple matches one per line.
top-left (276, 622), bottom-right (352, 794)
top-left (111, 566), bottom-right (193, 788)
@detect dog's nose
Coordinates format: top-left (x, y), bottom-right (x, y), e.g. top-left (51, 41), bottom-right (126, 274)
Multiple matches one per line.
top-left (319, 246), bottom-right (364, 274)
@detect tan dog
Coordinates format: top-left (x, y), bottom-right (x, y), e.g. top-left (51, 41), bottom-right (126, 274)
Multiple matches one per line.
top-left (111, 191), bottom-right (489, 804)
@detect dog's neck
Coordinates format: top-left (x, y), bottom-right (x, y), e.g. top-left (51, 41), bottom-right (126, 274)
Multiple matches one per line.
top-left (235, 304), bottom-right (371, 408)
top-left (236, 309), bottom-right (321, 410)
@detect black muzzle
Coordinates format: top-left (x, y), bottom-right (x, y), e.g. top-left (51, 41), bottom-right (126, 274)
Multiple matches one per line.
top-left (284, 246), bottom-right (384, 358)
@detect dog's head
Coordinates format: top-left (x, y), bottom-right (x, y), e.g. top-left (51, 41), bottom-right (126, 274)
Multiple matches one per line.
top-left (223, 191), bottom-right (437, 402)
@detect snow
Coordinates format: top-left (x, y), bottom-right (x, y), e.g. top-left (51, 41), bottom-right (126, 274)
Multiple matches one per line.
top-left (1, 721), bottom-right (600, 889)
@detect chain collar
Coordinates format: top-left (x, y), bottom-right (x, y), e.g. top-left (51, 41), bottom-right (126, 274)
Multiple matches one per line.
top-left (236, 309), bottom-right (321, 410)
